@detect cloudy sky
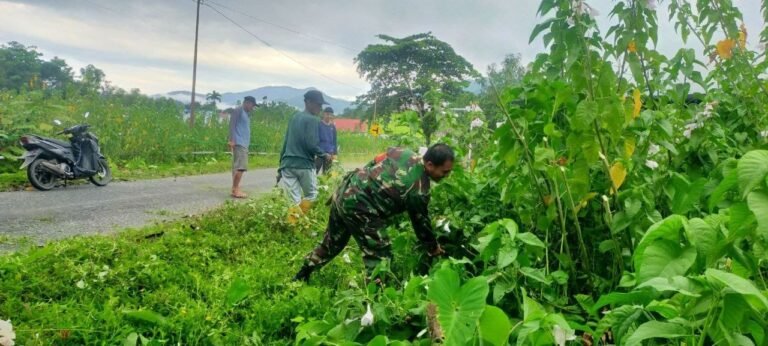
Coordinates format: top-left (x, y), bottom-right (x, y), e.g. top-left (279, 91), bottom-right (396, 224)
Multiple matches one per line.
top-left (0, 0), bottom-right (763, 99)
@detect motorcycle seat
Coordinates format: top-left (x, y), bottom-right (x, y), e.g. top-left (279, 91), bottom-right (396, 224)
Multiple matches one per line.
top-left (40, 137), bottom-right (72, 148)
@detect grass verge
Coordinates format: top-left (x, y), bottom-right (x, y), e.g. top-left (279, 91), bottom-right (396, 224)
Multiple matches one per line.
top-left (0, 186), bottom-right (367, 345)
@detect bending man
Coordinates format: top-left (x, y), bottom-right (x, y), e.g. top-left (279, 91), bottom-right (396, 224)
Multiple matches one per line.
top-left (293, 144), bottom-right (454, 282)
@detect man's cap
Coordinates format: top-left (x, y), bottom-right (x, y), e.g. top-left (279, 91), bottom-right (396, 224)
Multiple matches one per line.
top-left (243, 96), bottom-right (260, 106)
top-left (304, 90), bottom-right (329, 105)
top-left (323, 106), bottom-right (334, 114)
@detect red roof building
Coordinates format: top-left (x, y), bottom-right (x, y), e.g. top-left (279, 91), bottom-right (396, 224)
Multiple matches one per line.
top-left (333, 118), bottom-right (368, 132)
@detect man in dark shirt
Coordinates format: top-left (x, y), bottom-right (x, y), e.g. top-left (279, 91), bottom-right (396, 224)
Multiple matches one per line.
top-left (316, 107), bottom-right (337, 175)
top-left (278, 90), bottom-right (331, 206)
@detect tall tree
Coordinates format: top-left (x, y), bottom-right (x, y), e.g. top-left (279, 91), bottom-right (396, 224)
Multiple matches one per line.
top-left (79, 64), bottom-right (106, 94)
top-left (40, 57), bottom-right (74, 89)
top-left (206, 90), bottom-right (222, 106)
top-left (0, 41), bottom-right (42, 91)
top-left (355, 32), bottom-right (478, 144)
top-left (478, 53), bottom-right (527, 125)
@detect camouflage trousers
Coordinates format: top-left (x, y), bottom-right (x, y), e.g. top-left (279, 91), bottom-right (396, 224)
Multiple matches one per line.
top-left (304, 205), bottom-right (390, 274)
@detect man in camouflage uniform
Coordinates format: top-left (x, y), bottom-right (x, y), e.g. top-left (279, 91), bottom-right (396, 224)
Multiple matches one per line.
top-left (292, 144), bottom-right (455, 282)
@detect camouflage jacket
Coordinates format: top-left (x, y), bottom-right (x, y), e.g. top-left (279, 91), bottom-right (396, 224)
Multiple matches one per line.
top-left (334, 147), bottom-right (437, 250)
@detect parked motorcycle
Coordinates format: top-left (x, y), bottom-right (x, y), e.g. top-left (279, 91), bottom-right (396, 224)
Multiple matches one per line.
top-left (19, 114), bottom-right (112, 191)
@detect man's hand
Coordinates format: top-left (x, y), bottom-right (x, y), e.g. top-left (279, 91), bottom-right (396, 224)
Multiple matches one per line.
top-left (428, 244), bottom-right (445, 257)
top-left (228, 140), bottom-right (235, 152)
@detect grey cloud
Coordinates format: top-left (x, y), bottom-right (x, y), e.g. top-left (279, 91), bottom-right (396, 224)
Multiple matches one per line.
top-left (0, 0), bottom-right (764, 98)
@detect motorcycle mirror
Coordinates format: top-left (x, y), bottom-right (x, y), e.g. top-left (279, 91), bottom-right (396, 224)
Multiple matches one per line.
top-left (84, 112), bottom-right (90, 118)
top-left (53, 119), bottom-right (62, 126)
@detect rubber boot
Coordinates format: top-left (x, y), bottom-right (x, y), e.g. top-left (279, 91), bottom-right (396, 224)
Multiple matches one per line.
top-left (299, 199), bottom-right (313, 214)
top-left (292, 265), bottom-right (314, 282)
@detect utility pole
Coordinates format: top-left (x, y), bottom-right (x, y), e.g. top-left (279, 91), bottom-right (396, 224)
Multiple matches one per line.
top-left (189, 0), bottom-right (202, 128)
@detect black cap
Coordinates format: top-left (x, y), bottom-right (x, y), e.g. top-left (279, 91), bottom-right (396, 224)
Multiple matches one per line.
top-left (304, 90), bottom-right (329, 105)
top-left (243, 96), bottom-right (261, 106)
top-left (323, 107), bottom-right (334, 114)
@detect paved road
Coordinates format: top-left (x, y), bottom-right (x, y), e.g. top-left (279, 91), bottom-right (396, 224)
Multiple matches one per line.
top-left (0, 168), bottom-right (286, 245)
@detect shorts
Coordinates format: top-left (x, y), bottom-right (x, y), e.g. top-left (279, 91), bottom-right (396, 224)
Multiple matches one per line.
top-left (233, 145), bottom-right (248, 171)
top-left (279, 168), bottom-right (317, 204)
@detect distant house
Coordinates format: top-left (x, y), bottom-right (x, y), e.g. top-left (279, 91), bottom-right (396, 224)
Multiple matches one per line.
top-left (334, 118), bottom-right (367, 132)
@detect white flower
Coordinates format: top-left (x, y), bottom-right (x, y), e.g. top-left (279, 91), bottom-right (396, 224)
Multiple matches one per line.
top-left (648, 143), bottom-right (660, 156)
top-left (645, 160), bottom-right (659, 170)
top-left (360, 304), bottom-right (374, 327)
top-left (470, 117), bottom-right (484, 129)
top-left (342, 253), bottom-right (352, 264)
top-left (683, 122), bottom-right (700, 138)
top-left (442, 221), bottom-right (451, 233)
top-left (76, 279), bottom-right (86, 289)
top-left (0, 319), bottom-right (15, 346)
top-left (552, 325), bottom-right (577, 346)
top-left (761, 130), bottom-right (768, 138)
top-left (683, 128), bottom-right (693, 138)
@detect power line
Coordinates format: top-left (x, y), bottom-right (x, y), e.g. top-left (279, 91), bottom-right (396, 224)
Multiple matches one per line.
top-left (204, 0), bottom-right (357, 52)
top-left (202, 2), bottom-right (360, 89)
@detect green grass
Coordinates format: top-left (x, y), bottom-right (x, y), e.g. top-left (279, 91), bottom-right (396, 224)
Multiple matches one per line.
top-left (0, 187), bottom-right (368, 345)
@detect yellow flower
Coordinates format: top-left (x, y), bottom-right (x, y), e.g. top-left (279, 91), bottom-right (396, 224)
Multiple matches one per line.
top-left (738, 23), bottom-right (747, 49)
top-left (627, 40), bottom-right (637, 53)
top-left (632, 88), bottom-right (642, 119)
top-left (716, 39), bottom-right (735, 60)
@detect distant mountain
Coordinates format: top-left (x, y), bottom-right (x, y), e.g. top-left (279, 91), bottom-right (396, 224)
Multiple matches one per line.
top-left (154, 86), bottom-right (353, 111)
top-left (221, 86), bottom-right (352, 111)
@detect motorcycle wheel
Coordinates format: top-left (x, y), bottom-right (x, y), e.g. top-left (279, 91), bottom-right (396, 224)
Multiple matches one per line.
top-left (27, 158), bottom-right (59, 191)
top-left (89, 158), bottom-right (112, 186)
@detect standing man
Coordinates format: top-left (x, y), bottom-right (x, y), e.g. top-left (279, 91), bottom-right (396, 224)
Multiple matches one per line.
top-left (228, 95), bottom-right (258, 199)
top-left (278, 90), bottom-right (331, 207)
top-left (292, 144), bottom-right (455, 283)
top-left (316, 106), bottom-right (337, 175)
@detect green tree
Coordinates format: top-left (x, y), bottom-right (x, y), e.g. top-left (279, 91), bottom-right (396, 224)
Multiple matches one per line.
top-left (206, 90), bottom-right (222, 106)
top-left (79, 64), bottom-right (106, 94)
top-left (40, 57), bottom-right (74, 89)
top-left (478, 53), bottom-right (526, 126)
top-left (0, 41), bottom-right (43, 91)
top-left (354, 32), bottom-right (478, 145)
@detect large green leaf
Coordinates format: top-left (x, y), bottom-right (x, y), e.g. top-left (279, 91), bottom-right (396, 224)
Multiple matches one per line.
top-left (516, 232), bottom-right (546, 248)
top-left (746, 190), bottom-right (768, 239)
top-left (427, 268), bottom-right (489, 346)
top-left (591, 289), bottom-right (657, 314)
top-left (625, 321), bottom-right (689, 346)
top-left (685, 218), bottom-right (721, 266)
top-left (122, 309), bottom-right (168, 326)
top-left (571, 100), bottom-right (598, 132)
top-left (709, 163), bottom-right (738, 211)
top-left (634, 215), bottom-right (687, 270)
top-left (706, 269), bottom-right (768, 311)
top-left (520, 267), bottom-right (552, 285)
top-left (729, 202), bottom-right (757, 238)
top-left (225, 278), bottom-right (251, 306)
top-left (478, 305), bottom-right (512, 346)
top-left (665, 174), bottom-right (707, 215)
top-left (595, 305), bottom-right (643, 343)
top-left (737, 150), bottom-right (768, 198)
top-left (636, 240), bottom-right (697, 283)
